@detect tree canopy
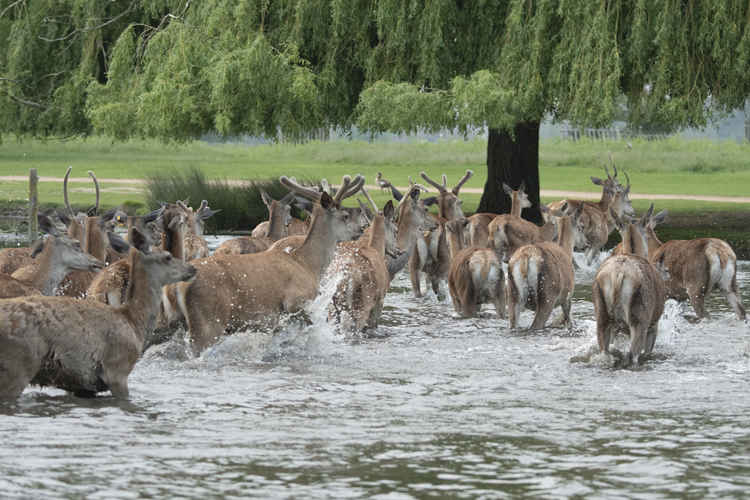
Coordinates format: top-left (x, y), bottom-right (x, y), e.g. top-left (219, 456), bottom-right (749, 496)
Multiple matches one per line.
top-left (3, 0), bottom-right (749, 142)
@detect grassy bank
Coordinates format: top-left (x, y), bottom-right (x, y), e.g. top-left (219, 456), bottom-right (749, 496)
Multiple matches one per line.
top-left (1, 136), bottom-right (749, 256)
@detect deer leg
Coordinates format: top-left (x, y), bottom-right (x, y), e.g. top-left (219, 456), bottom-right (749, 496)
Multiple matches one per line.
top-left (645, 323), bottom-right (659, 355)
top-left (686, 283), bottom-right (707, 320)
top-left (493, 280), bottom-right (506, 319)
top-left (593, 284), bottom-right (611, 354)
top-left (724, 277), bottom-right (746, 320)
top-left (530, 297), bottom-right (555, 330)
top-left (508, 277), bottom-right (522, 328)
top-left (107, 379), bottom-right (130, 399)
top-left (628, 323), bottom-right (648, 367)
top-left (409, 253), bottom-right (422, 298)
top-left (430, 275), bottom-right (443, 299)
top-left (0, 335), bottom-right (40, 400)
top-left (585, 246), bottom-right (599, 266)
top-left (561, 296), bottom-right (572, 330)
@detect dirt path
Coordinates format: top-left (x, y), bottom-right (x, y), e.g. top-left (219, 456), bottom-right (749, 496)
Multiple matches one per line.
top-left (2, 176), bottom-right (749, 204)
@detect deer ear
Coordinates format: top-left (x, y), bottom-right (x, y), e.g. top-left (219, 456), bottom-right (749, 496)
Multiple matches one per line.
top-left (502, 183), bottom-right (513, 196)
top-left (383, 200), bottom-right (395, 219)
top-left (130, 227), bottom-right (150, 253)
top-left (260, 190), bottom-right (273, 208)
top-left (652, 210), bottom-right (668, 226)
top-left (591, 176), bottom-right (604, 186)
top-left (609, 207), bottom-right (625, 231)
top-left (320, 191), bottom-right (334, 209)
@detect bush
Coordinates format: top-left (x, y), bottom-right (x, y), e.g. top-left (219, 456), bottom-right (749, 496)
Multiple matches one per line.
top-left (145, 167), bottom-right (313, 233)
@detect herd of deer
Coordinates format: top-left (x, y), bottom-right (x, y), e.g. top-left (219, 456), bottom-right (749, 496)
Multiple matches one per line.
top-left (0, 164), bottom-right (746, 400)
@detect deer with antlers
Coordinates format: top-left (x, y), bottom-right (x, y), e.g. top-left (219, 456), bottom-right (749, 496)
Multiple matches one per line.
top-left (174, 175), bottom-right (365, 354)
top-left (592, 205), bottom-right (667, 366)
top-left (507, 204), bottom-right (584, 330)
top-left (0, 228), bottom-right (196, 400)
top-left (444, 218), bottom-right (506, 318)
top-left (214, 191), bottom-right (295, 256)
top-left (547, 165), bottom-right (634, 265)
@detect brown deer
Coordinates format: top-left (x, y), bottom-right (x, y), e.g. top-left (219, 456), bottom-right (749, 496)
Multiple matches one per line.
top-left (175, 175), bottom-right (365, 355)
top-left (4, 235), bottom-right (103, 298)
top-left (214, 191), bottom-right (296, 256)
top-left (445, 218), bottom-right (506, 318)
top-left (488, 208), bottom-right (558, 263)
top-left (465, 182), bottom-right (532, 248)
top-left (592, 205), bottom-right (667, 366)
top-left (419, 170), bottom-right (473, 220)
top-left (0, 213), bottom-right (65, 275)
top-left (507, 204), bottom-right (583, 330)
top-left (176, 200), bottom-right (218, 260)
top-left (0, 228), bottom-right (197, 400)
top-left (547, 165), bottom-right (634, 265)
top-left (650, 236), bottom-right (746, 322)
top-left (327, 200), bottom-right (396, 331)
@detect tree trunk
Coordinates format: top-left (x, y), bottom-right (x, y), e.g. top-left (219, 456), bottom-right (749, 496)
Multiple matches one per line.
top-left (477, 121), bottom-right (542, 224)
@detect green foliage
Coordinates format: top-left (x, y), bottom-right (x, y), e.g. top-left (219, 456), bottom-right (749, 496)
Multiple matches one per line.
top-left (2, 1), bottom-right (750, 140)
top-left (145, 166), bottom-right (313, 232)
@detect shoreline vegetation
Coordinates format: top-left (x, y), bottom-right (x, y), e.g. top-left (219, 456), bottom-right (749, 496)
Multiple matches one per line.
top-left (1, 136), bottom-right (749, 257)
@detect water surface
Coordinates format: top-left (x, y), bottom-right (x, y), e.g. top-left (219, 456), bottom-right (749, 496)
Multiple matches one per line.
top-left (2, 244), bottom-right (749, 499)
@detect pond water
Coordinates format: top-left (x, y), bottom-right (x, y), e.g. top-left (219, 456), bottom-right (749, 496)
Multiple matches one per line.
top-left (2, 237), bottom-right (749, 499)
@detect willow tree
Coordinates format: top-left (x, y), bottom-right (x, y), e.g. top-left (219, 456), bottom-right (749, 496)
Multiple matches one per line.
top-left (3, 1), bottom-right (750, 221)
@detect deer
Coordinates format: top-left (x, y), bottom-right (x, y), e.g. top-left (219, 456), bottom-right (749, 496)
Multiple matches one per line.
top-left (174, 200), bottom-right (219, 260)
top-left (488, 207), bottom-right (558, 263)
top-left (267, 177), bottom-right (368, 254)
top-left (648, 232), bottom-right (746, 322)
top-left (507, 204), bottom-right (584, 330)
top-left (374, 173), bottom-right (438, 279)
top-left (465, 181), bottom-right (532, 248)
top-left (3, 233), bottom-right (103, 299)
top-left (214, 191), bottom-right (296, 256)
top-left (419, 170), bottom-right (473, 220)
top-left (327, 196), bottom-right (396, 332)
top-left (0, 228), bottom-right (197, 400)
top-left (547, 165), bottom-right (634, 265)
top-left (592, 205), bottom-right (667, 367)
top-left (174, 175), bottom-right (365, 355)
top-left (0, 213), bottom-right (67, 275)
top-left (444, 217), bottom-right (506, 318)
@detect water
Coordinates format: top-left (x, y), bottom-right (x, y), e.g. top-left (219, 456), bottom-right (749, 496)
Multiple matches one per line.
top-left (2, 239), bottom-right (749, 499)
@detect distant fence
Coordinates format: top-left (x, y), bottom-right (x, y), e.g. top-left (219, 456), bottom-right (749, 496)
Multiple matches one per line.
top-left (561, 127), bottom-right (670, 142)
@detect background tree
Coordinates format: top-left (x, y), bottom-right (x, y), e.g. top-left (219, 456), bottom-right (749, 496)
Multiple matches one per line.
top-left (2, 1), bottom-right (750, 222)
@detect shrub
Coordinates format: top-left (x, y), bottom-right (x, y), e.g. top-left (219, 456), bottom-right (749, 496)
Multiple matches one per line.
top-left (145, 167), bottom-right (314, 233)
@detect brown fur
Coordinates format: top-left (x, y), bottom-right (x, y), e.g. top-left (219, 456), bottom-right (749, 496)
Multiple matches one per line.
top-left (0, 247), bottom-right (33, 275)
top-left (507, 209), bottom-right (581, 330)
top-left (177, 179), bottom-right (365, 355)
top-left (0, 244), bottom-right (196, 400)
top-left (651, 238), bottom-right (745, 320)
top-left (592, 207), bottom-right (666, 366)
top-left (488, 214), bottom-right (557, 263)
top-left (465, 183), bottom-right (531, 248)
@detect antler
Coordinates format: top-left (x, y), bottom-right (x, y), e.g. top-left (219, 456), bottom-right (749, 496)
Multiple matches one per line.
top-left (280, 176), bottom-right (323, 203)
top-left (420, 171), bottom-right (447, 193)
top-left (88, 170), bottom-right (100, 215)
top-left (63, 166), bottom-right (74, 216)
top-left (376, 172), bottom-right (404, 201)
top-left (359, 184), bottom-right (379, 214)
top-left (451, 169), bottom-right (473, 195)
top-left (333, 174), bottom-right (365, 204)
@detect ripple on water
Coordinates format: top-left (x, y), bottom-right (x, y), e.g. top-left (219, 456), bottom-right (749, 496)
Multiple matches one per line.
top-left (2, 249), bottom-right (749, 498)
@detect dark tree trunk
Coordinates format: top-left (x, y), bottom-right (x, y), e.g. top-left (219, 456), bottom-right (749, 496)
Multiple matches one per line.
top-left (477, 121), bottom-right (542, 224)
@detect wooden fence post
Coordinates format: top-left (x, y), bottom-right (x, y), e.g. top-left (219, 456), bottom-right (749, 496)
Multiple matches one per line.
top-left (28, 168), bottom-right (39, 243)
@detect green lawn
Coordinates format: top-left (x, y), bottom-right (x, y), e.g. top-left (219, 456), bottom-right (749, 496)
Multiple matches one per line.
top-left (1, 135), bottom-right (749, 213)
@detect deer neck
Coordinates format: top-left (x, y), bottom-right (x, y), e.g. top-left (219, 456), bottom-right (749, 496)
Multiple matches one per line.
top-left (266, 203), bottom-right (288, 241)
top-left (446, 228), bottom-right (464, 260)
top-left (121, 250), bottom-right (161, 343)
top-left (84, 217), bottom-right (107, 261)
top-left (555, 217), bottom-right (576, 256)
top-left (646, 226), bottom-right (663, 255)
top-left (367, 215), bottom-right (386, 257)
top-left (596, 189), bottom-right (614, 212)
top-left (510, 193), bottom-right (522, 217)
top-left (293, 206), bottom-right (340, 279)
top-left (621, 224), bottom-right (648, 258)
top-left (28, 243), bottom-right (67, 295)
top-left (396, 206), bottom-right (420, 256)
top-left (162, 226), bottom-right (185, 261)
